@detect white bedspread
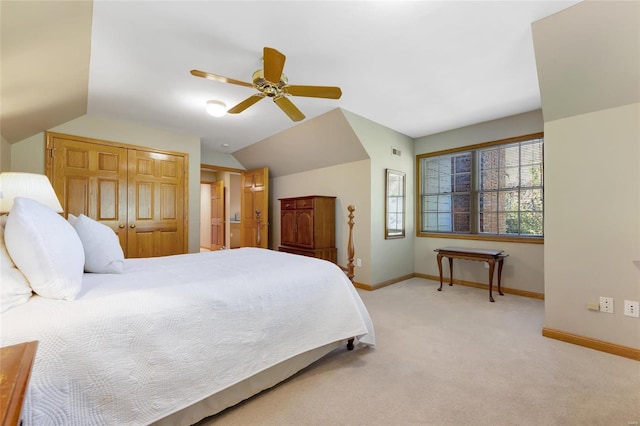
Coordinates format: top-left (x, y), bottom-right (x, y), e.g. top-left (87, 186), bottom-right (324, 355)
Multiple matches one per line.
top-left (0, 248), bottom-right (375, 425)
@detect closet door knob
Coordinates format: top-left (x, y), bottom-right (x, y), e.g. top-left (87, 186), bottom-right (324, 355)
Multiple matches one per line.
top-left (130, 223), bottom-right (136, 228)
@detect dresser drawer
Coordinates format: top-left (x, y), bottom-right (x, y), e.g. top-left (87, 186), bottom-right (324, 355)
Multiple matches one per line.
top-left (281, 200), bottom-right (296, 210)
top-left (281, 198), bottom-right (314, 209)
top-left (294, 198), bottom-right (314, 209)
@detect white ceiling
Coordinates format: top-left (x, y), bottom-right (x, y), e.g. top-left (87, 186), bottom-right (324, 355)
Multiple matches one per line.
top-left (86, 1), bottom-right (580, 154)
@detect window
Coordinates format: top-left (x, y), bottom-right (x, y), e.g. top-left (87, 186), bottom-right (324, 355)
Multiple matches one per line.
top-left (422, 151), bottom-right (472, 233)
top-left (417, 133), bottom-right (543, 240)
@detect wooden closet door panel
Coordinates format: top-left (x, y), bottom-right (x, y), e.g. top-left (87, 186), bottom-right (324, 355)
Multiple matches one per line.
top-left (50, 137), bottom-right (128, 253)
top-left (127, 150), bottom-right (185, 258)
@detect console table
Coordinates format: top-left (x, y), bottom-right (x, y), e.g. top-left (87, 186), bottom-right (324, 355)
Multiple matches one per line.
top-left (435, 247), bottom-right (508, 302)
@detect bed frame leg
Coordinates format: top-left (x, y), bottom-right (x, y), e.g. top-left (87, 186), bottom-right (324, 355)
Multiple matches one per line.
top-left (346, 205), bottom-right (356, 282)
top-left (347, 338), bottom-right (354, 350)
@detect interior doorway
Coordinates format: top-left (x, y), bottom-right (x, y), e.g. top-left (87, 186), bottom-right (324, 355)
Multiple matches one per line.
top-left (200, 165), bottom-right (242, 251)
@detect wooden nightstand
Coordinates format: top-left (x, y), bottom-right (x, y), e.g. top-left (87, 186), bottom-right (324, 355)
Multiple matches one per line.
top-left (1, 341), bottom-right (38, 426)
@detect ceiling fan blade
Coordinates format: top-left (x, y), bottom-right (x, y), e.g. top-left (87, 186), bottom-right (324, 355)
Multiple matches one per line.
top-left (274, 96), bottom-right (305, 122)
top-left (228, 94), bottom-right (265, 114)
top-left (190, 69), bottom-right (254, 88)
top-left (285, 85), bottom-right (342, 99)
top-left (263, 47), bottom-right (286, 84)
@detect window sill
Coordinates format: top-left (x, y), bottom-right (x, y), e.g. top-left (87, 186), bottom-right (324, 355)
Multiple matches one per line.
top-left (417, 232), bottom-right (543, 244)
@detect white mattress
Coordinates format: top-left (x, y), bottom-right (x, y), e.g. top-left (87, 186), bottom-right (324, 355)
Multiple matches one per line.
top-left (0, 248), bottom-right (375, 425)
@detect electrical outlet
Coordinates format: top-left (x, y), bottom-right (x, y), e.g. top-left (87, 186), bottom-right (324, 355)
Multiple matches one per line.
top-left (624, 300), bottom-right (640, 318)
top-left (600, 297), bottom-right (614, 313)
top-left (356, 258), bottom-right (362, 267)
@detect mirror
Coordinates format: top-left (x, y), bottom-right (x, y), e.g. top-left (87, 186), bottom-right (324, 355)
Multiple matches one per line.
top-left (385, 169), bottom-right (405, 239)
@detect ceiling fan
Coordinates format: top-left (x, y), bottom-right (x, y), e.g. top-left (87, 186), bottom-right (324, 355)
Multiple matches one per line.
top-left (191, 47), bottom-right (342, 122)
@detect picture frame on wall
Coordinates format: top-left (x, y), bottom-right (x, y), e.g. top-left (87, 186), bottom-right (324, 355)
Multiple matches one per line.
top-left (385, 169), bottom-right (405, 239)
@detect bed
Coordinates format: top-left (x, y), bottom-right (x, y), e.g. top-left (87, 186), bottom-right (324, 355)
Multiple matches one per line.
top-left (0, 197), bottom-right (375, 426)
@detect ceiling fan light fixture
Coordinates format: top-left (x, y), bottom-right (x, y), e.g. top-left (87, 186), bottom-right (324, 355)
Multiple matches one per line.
top-left (206, 100), bottom-right (227, 117)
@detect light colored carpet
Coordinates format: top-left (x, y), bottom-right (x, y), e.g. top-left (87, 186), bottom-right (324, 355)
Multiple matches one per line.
top-left (199, 278), bottom-right (640, 426)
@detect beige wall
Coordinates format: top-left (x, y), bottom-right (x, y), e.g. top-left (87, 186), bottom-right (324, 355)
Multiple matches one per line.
top-left (202, 149), bottom-right (245, 170)
top-left (532, 1), bottom-right (639, 123)
top-left (533, 0), bottom-right (640, 350)
top-left (342, 110), bottom-right (415, 286)
top-left (10, 132), bottom-right (46, 173)
top-left (229, 173), bottom-right (241, 221)
top-left (413, 110), bottom-right (545, 295)
top-left (1, 137), bottom-right (10, 171)
top-left (263, 109), bottom-right (413, 288)
top-left (271, 160), bottom-right (372, 285)
top-left (544, 103), bottom-right (640, 348)
top-left (232, 108), bottom-right (369, 178)
top-left (10, 114), bottom-right (202, 253)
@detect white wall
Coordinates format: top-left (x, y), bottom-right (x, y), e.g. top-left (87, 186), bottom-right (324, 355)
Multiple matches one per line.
top-left (10, 114), bottom-right (202, 253)
top-left (413, 110), bottom-right (545, 295)
top-left (544, 103), bottom-right (640, 348)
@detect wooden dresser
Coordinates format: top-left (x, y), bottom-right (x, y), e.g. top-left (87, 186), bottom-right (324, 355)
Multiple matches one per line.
top-left (278, 196), bottom-right (337, 263)
top-left (1, 341), bottom-right (38, 426)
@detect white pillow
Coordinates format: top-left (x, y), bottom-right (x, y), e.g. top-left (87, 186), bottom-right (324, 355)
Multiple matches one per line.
top-left (68, 214), bottom-right (124, 273)
top-left (4, 197), bottom-right (84, 300)
top-left (0, 223), bottom-right (32, 312)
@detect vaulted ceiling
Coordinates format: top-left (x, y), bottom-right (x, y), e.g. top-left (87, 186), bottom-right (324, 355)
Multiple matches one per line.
top-left (1, 1), bottom-right (581, 153)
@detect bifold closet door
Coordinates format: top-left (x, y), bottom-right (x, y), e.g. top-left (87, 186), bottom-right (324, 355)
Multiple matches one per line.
top-left (48, 133), bottom-right (187, 258)
top-left (50, 136), bottom-right (129, 253)
top-left (126, 150), bottom-right (185, 258)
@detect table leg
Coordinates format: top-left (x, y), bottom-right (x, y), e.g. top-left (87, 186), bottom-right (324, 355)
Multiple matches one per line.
top-left (448, 257), bottom-right (454, 287)
top-left (497, 258), bottom-right (505, 296)
top-left (487, 258), bottom-right (496, 302)
top-left (437, 253), bottom-right (444, 291)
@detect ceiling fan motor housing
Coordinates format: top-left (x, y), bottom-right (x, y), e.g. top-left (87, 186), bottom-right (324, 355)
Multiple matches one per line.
top-left (252, 69), bottom-right (287, 97)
